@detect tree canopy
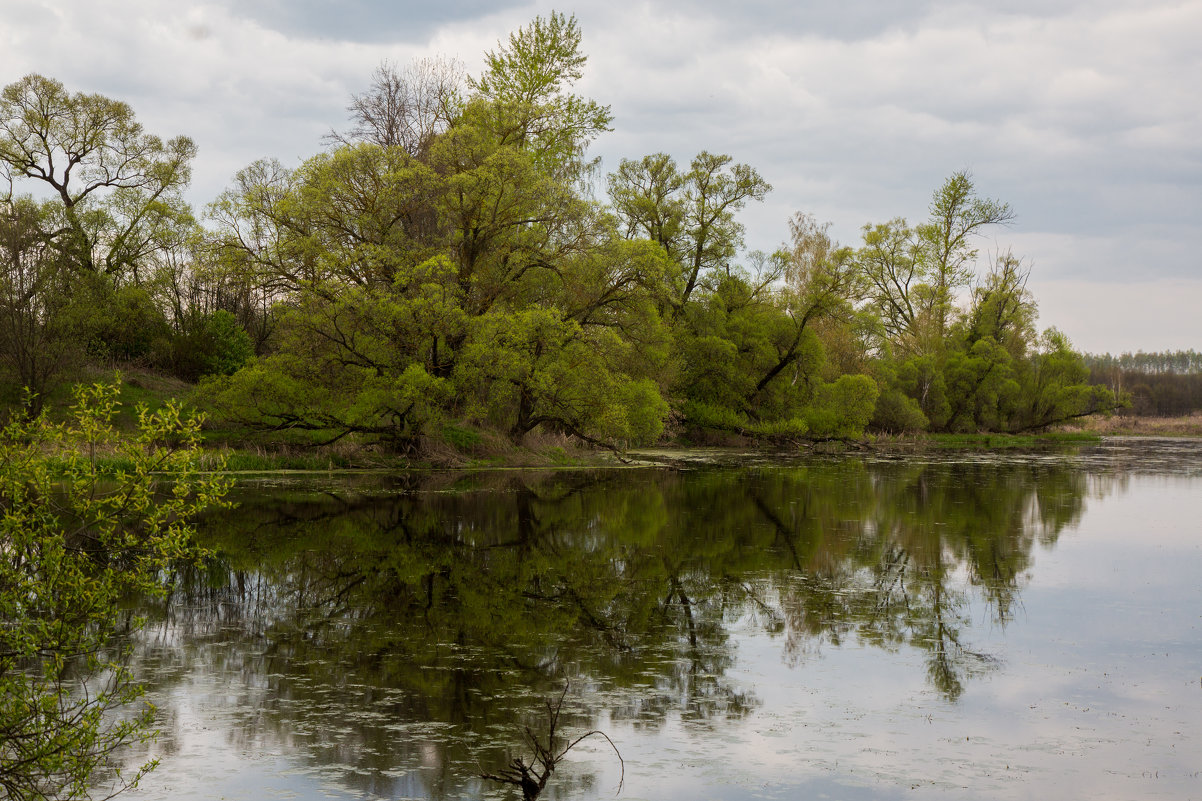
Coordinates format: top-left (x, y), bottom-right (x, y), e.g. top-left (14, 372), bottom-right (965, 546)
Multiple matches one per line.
top-left (1, 14), bottom-right (1121, 447)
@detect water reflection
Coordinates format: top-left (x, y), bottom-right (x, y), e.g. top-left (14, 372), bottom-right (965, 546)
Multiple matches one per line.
top-left (118, 454), bottom-right (1127, 800)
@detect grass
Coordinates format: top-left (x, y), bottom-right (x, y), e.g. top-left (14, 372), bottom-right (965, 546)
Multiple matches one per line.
top-left (1066, 413), bottom-right (1202, 437)
top-left (209, 451), bottom-right (359, 472)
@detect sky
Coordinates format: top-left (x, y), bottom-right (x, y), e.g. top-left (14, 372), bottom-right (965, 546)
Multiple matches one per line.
top-left (2, 0), bottom-right (1199, 354)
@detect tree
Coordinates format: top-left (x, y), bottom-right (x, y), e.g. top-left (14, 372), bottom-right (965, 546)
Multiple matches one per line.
top-left (607, 153), bottom-right (686, 257)
top-left (857, 217), bottom-right (922, 351)
top-left (199, 279), bottom-right (456, 452)
top-left (608, 151), bottom-right (770, 314)
top-left (1011, 328), bottom-right (1114, 431)
top-left (0, 381), bottom-right (228, 800)
top-left (471, 11), bottom-right (612, 174)
top-left (859, 172), bottom-right (1013, 356)
top-left (0, 74), bottom-right (197, 278)
top-left (0, 197), bottom-right (76, 412)
top-left (753, 213), bottom-right (864, 398)
top-left (942, 336), bottom-right (1020, 432)
top-left (328, 58), bottom-right (463, 157)
top-left (965, 251), bottom-right (1037, 361)
top-left (916, 170), bottom-right (1013, 345)
top-left (201, 16), bottom-right (673, 451)
top-left (456, 307), bottom-right (668, 446)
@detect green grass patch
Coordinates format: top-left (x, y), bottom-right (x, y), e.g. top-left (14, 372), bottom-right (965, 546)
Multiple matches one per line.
top-left (441, 423), bottom-right (484, 451)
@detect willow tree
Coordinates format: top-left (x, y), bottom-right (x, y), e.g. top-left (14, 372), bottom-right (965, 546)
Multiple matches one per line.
top-left (608, 151), bottom-right (770, 315)
top-left (201, 14), bottom-right (671, 450)
top-left (0, 74), bottom-right (196, 280)
top-left (859, 171), bottom-right (1013, 357)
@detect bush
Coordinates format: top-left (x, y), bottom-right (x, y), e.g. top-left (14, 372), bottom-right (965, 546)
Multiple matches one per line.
top-left (172, 310), bottom-right (255, 380)
top-left (0, 381), bottom-right (229, 799)
top-left (871, 387), bottom-right (929, 433)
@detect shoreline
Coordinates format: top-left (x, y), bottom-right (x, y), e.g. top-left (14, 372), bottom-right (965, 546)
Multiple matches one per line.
top-left (198, 425), bottom-right (1202, 475)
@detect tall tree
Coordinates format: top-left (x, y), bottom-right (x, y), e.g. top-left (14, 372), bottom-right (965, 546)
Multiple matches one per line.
top-left (965, 251), bottom-right (1037, 360)
top-left (859, 172), bottom-right (1012, 356)
top-left (202, 15), bottom-right (670, 449)
top-left (608, 151), bottom-right (769, 314)
top-left (858, 217), bottom-right (921, 350)
top-left (753, 213), bottom-right (864, 398)
top-left (471, 11), bottom-right (612, 175)
top-left (0, 74), bottom-right (196, 278)
top-left (328, 58), bottom-right (464, 157)
top-left (915, 170), bottom-right (1013, 346)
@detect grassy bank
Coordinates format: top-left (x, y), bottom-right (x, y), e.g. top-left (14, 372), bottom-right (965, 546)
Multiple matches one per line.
top-left (16, 371), bottom-right (1200, 475)
top-left (1065, 413), bottom-right (1202, 437)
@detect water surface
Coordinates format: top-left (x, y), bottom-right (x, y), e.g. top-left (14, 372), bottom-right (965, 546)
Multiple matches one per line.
top-left (121, 440), bottom-right (1202, 800)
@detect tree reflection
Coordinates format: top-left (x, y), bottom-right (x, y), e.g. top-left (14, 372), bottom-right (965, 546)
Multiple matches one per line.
top-left (130, 459), bottom-right (1091, 797)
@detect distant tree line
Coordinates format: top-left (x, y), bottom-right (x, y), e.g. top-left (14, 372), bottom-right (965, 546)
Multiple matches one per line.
top-left (1, 13), bottom-right (1117, 447)
top-left (1085, 351), bottom-right (1202, 417)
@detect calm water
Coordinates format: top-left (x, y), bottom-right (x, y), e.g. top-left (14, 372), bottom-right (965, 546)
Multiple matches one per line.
top-left (118, 439), bottom-right (1202, 800)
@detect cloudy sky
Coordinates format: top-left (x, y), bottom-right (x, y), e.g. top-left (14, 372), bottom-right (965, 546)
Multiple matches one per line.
top-left (3, 0), bottom-right (1199, 354)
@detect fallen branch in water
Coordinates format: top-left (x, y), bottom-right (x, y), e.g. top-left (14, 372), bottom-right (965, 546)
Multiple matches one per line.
top-left (481, 684), bottom-right (624, 800)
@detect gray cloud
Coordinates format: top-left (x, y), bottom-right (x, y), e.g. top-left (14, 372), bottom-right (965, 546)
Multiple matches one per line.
top-left (210, 0), bottom-right (530, 43)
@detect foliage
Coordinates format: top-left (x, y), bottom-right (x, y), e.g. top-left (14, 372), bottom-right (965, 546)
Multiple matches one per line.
top-left (869, 362), bottom-right (929, 433)
top-left (171, 310), bottom-right (253, 380)
top-left (0, 197), bottom-right (77, 411)
top-left (457, 307), bottom-right (668, 445)
top-left (471, 11), bottom-right (612, 172)
top-left (0, 74), bottom-right (196, 279)
top-left (858, 172), bottom-right (1013, 357)
top-left (0, 380), bottom-right (228, 799)
top-left (67, 275), bottom-right (171, 365)
top-left (609, 150), bottom-right (771, 313)
top-left (1, 22), bottom-right (1116, 448)
top-left (1010, 329), bottom-right (1115, 432)
top-left (803, 374), bottom-right (880, 438)
top-left (0, 74), bottom-right (194, 405)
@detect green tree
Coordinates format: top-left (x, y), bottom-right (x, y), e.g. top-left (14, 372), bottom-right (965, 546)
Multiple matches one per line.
top-left (609, 151), bottom-right (770, 315)
top-left (0, 74), bottom-right (196, 279)
top-left (457, 307), bottom-right (668, 445)
top-left (0, 381), bottom-right (228, 799)
top-left (916, 170), bottom-right (1014, 346)
top-left (858, 217), bottom-right (922, 351)
top-left (1011, 328), bottom-right (1114, 431)
top-left (202, 16), bottom-right (670, 451)
top-left (471, 11), bottom-right (612, 174)
top-left (752, 213), bottom-right (864, 399)
top-left (965, 251), bottom-right (1037, 361)
top-left (859, 172), bottom-right (1012, 357)
top-left (942, 336), bottom-right (1020, 432)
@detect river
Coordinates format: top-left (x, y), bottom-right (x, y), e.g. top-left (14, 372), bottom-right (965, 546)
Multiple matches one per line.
top-left (115, 438), bottom-right (1202, 800)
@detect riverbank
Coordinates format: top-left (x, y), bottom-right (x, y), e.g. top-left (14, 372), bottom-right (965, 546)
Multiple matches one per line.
top-left (25, 371), bottom-right (1201, 473)
top-left (1063, 412), bottom-right (1202, 437)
